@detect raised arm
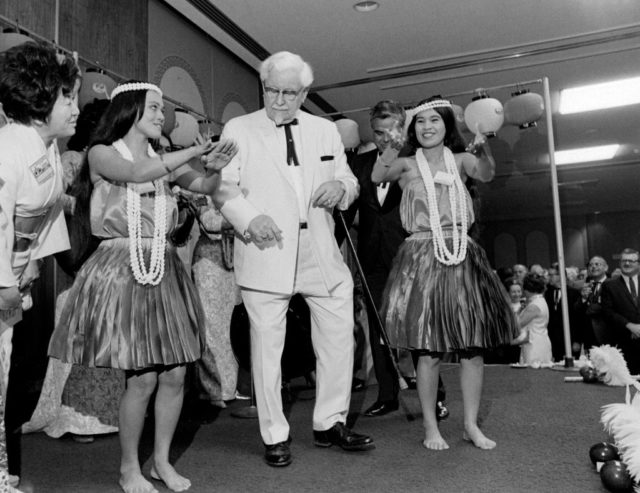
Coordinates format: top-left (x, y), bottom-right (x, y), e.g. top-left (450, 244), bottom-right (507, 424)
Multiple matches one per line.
top-left (88, 140), bottom-right (216, 184)
top-left (460, 133), bottom-right (496, 183)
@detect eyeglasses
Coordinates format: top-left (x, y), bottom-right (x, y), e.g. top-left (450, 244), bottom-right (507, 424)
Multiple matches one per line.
top-left (262, 85), bottom-right (303, 102)
top-left (621, 259), bottom-right (639, 264)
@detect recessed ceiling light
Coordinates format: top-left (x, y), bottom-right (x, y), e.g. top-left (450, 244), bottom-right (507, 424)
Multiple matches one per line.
top-left (354, 1), bottom-right (379, 13)
top-left (554, 144), bottom-right (619, 165)
top-left (559, 76), bottom-right (640, 114)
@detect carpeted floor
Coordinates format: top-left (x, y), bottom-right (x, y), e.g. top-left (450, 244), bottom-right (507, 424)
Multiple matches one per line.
top-left (20, 364), bottom-right (619, 493)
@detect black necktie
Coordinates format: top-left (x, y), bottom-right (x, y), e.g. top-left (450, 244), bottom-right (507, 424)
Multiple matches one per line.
top-left (630, 277), bottom-right (638, 305)
top-left (378, 182), bottom-right (387, 189)
top-left (277, 119), bottom-right (299, 166)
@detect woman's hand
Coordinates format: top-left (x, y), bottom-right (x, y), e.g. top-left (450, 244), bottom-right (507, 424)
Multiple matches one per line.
top-left (465, 132), bottom-right (487, 155)
top-left (202, 138), bottom-right (238, 172)
top-left (0, 286), bottom-right (21, 311)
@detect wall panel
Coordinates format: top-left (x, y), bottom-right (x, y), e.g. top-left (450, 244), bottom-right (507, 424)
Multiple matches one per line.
top-left (59, 0), bottom-right (147, 79)
top-left (1, 0), bottom-right (55, 40)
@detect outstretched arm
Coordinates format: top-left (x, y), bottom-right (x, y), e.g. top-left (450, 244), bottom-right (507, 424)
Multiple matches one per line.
top-left (460, 133), bottom-right (496, 183)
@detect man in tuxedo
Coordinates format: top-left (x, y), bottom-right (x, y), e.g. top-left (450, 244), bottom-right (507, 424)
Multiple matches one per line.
top-left (341, 100), bottom-right (447, 419)
top-left (601, 248), bottom-right (640, 375)
top-left (545, 265), bottom-right (581, 362)
top-left (215, 51), bottom-right (372, 467)
top-left (574, 256), bottom-right (610, 351)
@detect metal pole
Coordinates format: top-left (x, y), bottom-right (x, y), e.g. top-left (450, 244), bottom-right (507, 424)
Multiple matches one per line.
top-left (543, 76), bottom-right (574, 367)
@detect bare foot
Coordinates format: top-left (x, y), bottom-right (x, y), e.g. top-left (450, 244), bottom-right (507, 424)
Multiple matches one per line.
top-left (151, 463), bottom-right (191, 492)
top-left (463, 427), bottom-right (496, 450)
top-left (422, 428), bottom-right (449, 450)
top-left (119, 469), bottom-right (158, 493)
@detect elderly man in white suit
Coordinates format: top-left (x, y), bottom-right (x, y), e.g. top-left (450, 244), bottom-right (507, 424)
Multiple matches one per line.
top-left (214, 51), bottom-right (374, 467)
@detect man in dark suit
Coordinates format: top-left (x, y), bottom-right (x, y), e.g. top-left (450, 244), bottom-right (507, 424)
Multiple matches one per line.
top-left (574, 256), bottom-right (611, 351)
top-left (601, 248), bottom-right (640, 375)
top-left (341, 100), bottom-right (447, 418)
top-left (545, 265), bottom-right (581, 362)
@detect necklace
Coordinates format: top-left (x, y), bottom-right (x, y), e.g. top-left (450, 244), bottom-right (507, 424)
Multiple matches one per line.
top-left (415, 147), bottom-right (468, 265)
top-left (115, 139), bottom-right (167, 285)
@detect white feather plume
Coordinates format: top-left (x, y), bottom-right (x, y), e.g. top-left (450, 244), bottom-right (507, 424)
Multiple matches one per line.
top-left (601, 391), bottom-right (640, 482)
top-left (590, 345), bottom-right (635, 386)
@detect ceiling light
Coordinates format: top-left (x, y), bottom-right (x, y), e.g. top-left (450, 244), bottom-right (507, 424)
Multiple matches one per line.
top-left (559, 76), bottom-right (640, 114)
top-left (353, 1), bottom-right (379, 12)
top-left (554, 144), bottom-right (619, 165)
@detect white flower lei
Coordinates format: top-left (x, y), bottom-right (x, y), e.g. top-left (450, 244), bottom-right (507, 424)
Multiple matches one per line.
top-left (114, 139), bottom-right (167, 285)
top-left (415, 147), bottom-right (468, 265)
top-left (127, 180), bottom-right (167, 285)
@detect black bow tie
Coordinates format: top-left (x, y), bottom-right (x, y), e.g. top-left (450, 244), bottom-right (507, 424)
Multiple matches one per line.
top-left (277, 119), bottom-right (300, 166)
top-left (276, 119), bottom-right (298, 127)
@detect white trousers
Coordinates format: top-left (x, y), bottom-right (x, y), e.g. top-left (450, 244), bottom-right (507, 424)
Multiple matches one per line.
top-left (241, 230), bottom-right (354, 445)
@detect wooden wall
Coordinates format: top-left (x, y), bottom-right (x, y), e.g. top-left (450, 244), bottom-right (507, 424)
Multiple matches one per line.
top-left (2, 0), bottom-right (147, 80)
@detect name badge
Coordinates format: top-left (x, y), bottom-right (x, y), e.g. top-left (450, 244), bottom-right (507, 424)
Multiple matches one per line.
top-left (29, 155), bottom-right (54, 184)
top-left (433, 171), bottom-right (454, 186)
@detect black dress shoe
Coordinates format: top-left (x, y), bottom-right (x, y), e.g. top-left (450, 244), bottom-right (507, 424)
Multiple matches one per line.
top-left (264, 438), bottom-right (292, 467)
top-left (436, 401), bottom-right (449, 421)
top-left (313, 422), bottom-right (375, 451)
top-left (363, 399), bottom-right (399, 417)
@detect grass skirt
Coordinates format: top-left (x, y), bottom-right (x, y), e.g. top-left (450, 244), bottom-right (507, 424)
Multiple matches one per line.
top-left (48, 238), bottom-right (205, 370)
top-left (380, 233), bottom-right (518, 353)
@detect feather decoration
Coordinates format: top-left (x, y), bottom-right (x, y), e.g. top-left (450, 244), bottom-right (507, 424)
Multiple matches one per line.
top-left (590, 345), bottom-right (636, 387)
top-left (601, 391), bottom-right (640, 483)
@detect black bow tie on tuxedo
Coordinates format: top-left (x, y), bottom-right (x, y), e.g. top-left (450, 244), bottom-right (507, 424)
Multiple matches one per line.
top-left (277, 119), bottom-right (299, 166)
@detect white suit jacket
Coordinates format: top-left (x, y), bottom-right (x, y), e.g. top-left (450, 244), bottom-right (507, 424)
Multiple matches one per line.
top-left (215, 109), bottom-right (359, 294)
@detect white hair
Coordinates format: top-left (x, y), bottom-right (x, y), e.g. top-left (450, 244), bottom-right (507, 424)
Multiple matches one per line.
top-left (259, 51), bottom-right (314, 88)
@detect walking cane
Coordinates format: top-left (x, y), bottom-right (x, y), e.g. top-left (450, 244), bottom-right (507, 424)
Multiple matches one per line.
top-left (337, 211), bottom-right (409, 393)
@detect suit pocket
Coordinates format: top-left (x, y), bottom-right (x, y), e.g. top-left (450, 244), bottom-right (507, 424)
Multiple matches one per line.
top-left (320, 155), bottom-right (334, 162)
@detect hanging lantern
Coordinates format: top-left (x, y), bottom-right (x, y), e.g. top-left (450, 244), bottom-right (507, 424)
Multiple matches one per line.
top-left (78, 70), bottom-right (117, 109)
top-left (162, 101), bottom-right (176, 137)
top-left (0, 32), bottom-right (34, 52)
top-left (464, 89), bottom-right (504, 137)
top-left (451, 104), bottom-right (468, 133)
top-left (504, 89), bottom-right (544, 129)
top-left (170, 110), bottom-right (199, 148)
top-left (335, 118), bottom-right (360, 150)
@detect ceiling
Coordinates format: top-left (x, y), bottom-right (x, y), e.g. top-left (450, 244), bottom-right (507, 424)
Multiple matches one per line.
top-left (164, 0), bottom-right (640, 221)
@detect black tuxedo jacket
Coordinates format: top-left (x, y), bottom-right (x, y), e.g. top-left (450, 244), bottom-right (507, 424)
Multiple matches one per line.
top-left (601, 276), bottom-right (640, 373)
top-left (339, 149), bottom-right (407, 273)
top-left (544, 286), bottom-right (581, 360)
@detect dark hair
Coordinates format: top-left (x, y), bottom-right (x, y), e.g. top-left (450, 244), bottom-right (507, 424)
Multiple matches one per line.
top-left (369, 100), bottom-right (405, 126)
top-left (406, 96), bottom-right (466, 153)
top-left (0, 42), bottom-right (79, 124)
top-left (66, 98), bottom-right (110, 152)
top-left (88, 81), bottom-right (148, 148)
top-left (523, 273), bottom-right (546, 294)
top-left (68, 81), bottom-right (151, 270)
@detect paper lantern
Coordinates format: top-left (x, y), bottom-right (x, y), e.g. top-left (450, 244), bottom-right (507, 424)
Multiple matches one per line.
top-left (0, 32), bottom-right (34, 52)
top-left (504, 89), bottom-right (544, 129)
top-left (464, 89), bottom-right (504, 137)
top-left (335, 119), bottom-right (360, 150)
top-left (170, 110), bottom-right (199, 148)
top-left (162, 101), bottom-right (176, 136)
top-left (452, 104), bottom-right (468, 133)
top-left (78, 70), bottom-right (117, 109)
